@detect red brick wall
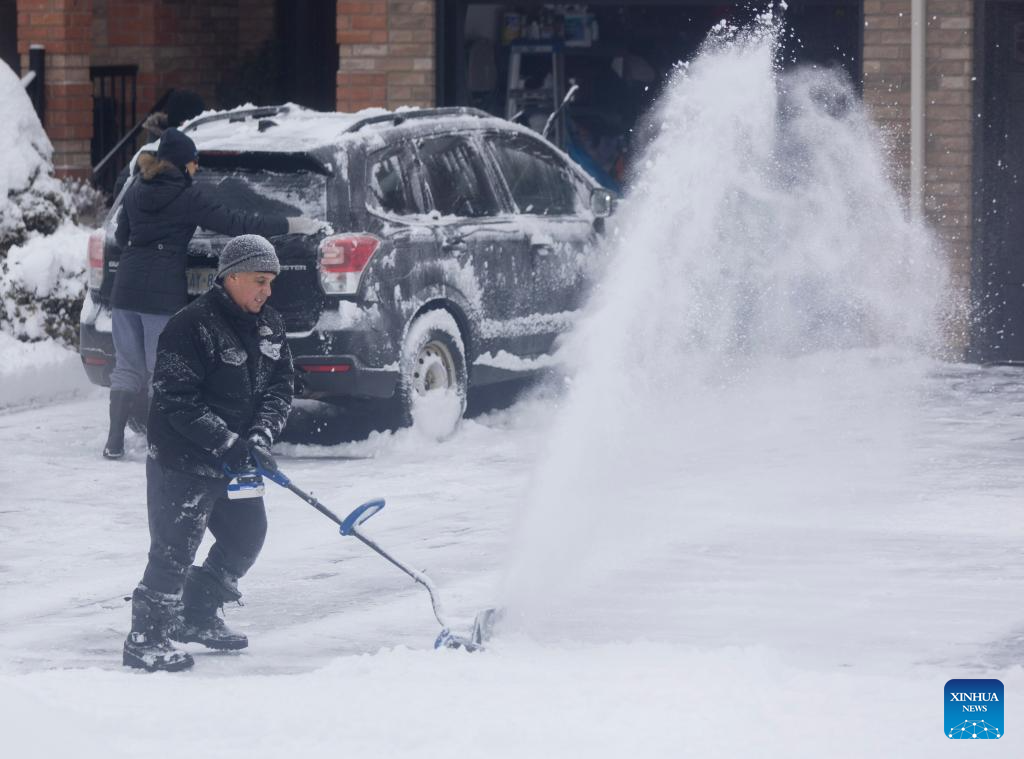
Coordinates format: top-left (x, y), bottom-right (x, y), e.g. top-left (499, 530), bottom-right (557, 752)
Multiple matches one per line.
top-left (336, 0), bottom-right (434, 112)
top-left (862, 0), bottom-right (974, 353)
top-left (238, 0), bottom-right (275, 56)
top-left (93, 0), bottom-right (275, 118)
top-left (17, 0), bottom-right (93, 178)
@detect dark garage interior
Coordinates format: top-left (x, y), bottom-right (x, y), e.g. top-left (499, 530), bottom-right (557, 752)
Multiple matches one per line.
top-left (437, 1), bottom-right (862, 190)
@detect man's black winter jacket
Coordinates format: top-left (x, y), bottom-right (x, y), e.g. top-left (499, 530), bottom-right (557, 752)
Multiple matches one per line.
top-left (149, 284), bottom-right (294, 478)
top-left (113, 154), bottom-right (288, 315)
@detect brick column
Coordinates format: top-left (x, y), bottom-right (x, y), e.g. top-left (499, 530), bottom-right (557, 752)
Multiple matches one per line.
top-left (924, 3), bottom-right (973, 309)
top-left (17, 0), bottom-right (94, 178)
top-left (862, 0), bottom-right (912, 193)
top-left (336, 0), bottom-right (435, 112)
top-left (862, 0), bottom-right (974, 355)
top-left (385, 1), bottom-right (435, 107)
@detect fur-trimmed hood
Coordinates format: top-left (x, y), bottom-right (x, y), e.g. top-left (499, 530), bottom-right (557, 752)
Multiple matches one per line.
top-left (137, 151), bottom-right (182, 182)
top-left (132, 152), bottom-right (189, 212)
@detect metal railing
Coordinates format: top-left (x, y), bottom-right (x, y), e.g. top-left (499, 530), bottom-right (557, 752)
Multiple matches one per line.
top-left (91, 87), bottom-right (174, 196)
top-left (22, 45), bottom-right (45, 120)
top-left (90, 65), bottom-right (139, 193)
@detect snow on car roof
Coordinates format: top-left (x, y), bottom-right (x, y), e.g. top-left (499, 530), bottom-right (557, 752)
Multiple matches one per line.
top-left (181, 103), bottom-right (387, 152)
top-left (179, 103), bottom-right (511, 154)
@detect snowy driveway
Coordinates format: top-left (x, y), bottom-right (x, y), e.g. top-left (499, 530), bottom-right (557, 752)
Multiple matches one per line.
top-left (3, 365), bottom-right (1024, 757)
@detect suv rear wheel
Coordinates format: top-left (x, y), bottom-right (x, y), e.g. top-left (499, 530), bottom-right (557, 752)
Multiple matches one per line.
top-left (398, 310), bottom-right (468, 439)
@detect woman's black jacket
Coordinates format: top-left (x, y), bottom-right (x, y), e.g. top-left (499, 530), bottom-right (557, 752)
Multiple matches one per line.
top-left (113, 154), bottom-right (288, 315)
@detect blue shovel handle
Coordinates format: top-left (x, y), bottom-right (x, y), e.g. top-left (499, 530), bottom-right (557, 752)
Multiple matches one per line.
top-left (340, 500), bottom-right (385, 535)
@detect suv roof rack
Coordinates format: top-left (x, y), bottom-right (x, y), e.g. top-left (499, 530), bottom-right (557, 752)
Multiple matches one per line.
top-left (345, 107), bottom-right (492, 133)
top-left (183, 105), bottom-right (294, 133)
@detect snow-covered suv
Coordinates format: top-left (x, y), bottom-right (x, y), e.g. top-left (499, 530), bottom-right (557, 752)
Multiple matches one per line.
top-left (79, 105), bottom-right (613, 427)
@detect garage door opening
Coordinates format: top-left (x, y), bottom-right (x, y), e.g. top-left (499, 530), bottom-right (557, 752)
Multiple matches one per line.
top-left (438, 1), bottom-right (862, 189)
top-left (972, 1), bottom-right (1024, 363)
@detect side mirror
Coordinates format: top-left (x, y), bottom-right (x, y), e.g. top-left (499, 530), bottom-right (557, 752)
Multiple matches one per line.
top-left (590, 188), bottom-right (615, 218)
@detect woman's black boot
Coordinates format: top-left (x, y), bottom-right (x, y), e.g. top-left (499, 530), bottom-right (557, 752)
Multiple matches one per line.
top-left (103, 390), bottom-right (133, 459)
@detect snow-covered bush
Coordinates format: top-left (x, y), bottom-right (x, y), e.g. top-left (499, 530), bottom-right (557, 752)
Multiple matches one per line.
top-left (1, 60), bottom-right (103, 347)
top-left (1, 223), bottom-right (92, 345)
top-left (0, 60), bottom-right (72, 253)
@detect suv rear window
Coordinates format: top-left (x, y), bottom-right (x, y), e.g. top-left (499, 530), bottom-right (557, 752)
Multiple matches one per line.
top-left (193, 154), bottom-right (329, 218)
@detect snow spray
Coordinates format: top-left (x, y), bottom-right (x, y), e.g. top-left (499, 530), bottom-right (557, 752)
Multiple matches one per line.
top-left (501, 12), bottom-right (951, 659)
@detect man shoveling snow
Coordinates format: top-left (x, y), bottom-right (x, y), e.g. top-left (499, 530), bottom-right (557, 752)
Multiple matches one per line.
top-left (123, 234), bottom-right (292, 672)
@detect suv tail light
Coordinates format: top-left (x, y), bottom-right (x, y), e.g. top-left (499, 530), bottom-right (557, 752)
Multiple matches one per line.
top-left (87, 229), bottom-right (105, 290)
top-left (318, 234), bottom-right (380, 294)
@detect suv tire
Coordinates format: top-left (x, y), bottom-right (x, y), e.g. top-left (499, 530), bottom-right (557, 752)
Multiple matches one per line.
top-left (399, 310), bottom-right (468, 439)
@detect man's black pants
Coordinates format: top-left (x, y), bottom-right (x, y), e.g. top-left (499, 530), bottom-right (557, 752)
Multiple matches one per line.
top-left (141, 457), bottom-right (267, 597)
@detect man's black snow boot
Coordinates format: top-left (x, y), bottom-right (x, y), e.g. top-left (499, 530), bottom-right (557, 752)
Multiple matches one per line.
top-left (123, 586), bottom-right (194, 672)
top-left (173, 565), bottom-right (248, 650)
top-left (126, 390), bottom-right (149, 436)
top-left (103, 390), bottom-right (133, 459)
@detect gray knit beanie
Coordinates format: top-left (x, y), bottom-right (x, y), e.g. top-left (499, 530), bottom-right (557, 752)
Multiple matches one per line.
top-left (217, 235), bottom-right (280, 280)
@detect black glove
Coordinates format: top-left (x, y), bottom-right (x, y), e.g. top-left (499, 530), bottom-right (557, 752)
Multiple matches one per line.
top-left (247, 433), bottom-right (278, 473)
top-left (223, 437), bottom-right (253, 474)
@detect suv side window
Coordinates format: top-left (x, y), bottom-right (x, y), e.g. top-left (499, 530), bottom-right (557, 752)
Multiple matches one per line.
top-left (367, 146), bottom-right (426, 216)
top-left (487, 134), bottom-right (579, 216)
top-left (416, 135), bottom-right (499, 218)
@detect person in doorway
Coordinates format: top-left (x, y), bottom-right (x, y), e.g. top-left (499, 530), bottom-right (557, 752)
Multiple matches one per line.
top-left (123, 234), bottom-right (293, 672)
top-left (104, 127), bottom-right (321, 459)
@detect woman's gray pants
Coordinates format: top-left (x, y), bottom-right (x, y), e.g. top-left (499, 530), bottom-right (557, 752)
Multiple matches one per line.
top-left (110, 308), bottom-right (171, 393)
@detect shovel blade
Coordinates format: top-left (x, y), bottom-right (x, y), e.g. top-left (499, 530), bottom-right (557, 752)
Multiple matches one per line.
top-left (470, 607), bottom-right (503, 647)
top-left (434, 628), bottom-right (482, 652)
top-left (433, 607), bottom-right (503, 652)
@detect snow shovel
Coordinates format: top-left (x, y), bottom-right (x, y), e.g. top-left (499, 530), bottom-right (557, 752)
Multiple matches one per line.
top-left (249, 447), bottom-right (498, 651)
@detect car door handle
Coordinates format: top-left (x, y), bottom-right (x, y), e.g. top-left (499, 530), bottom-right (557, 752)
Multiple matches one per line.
top-left (530, 243), bottom-right (553, 257)
top-left (442, 240), bottom-right (468, 253)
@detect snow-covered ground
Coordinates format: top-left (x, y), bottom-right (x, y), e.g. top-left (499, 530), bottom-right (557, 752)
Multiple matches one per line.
top-left (4, 13), bottom-right (1022, 758)
top-left (2, 361), bottom-right (1024, 757)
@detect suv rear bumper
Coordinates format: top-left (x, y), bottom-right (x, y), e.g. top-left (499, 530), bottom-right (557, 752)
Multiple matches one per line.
top-left (292, 356), bottom-right (398, 399)
top-left (78, 295), bottom-right (399, 400)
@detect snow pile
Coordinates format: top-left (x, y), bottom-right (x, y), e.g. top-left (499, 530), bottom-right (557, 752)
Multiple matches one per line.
top-left (503, 15), bottom-right (952, 659)
top-left (1, 221), bottom-right (92, 344)
top-left (0, 331), bottom-right (93, 409)
top-left (0, 60), bottom-right (75, 253)
top-left (0, 60), bottom-right (100, 405)
top-left (0, 221), bottom-right (94, 409)
top-left (0, 58), bottom-right (104, 353)
top-left (0, 221), bottom-right (98, 407)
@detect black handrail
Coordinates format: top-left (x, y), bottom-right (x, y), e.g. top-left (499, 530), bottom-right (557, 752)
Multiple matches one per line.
top-left (92, 87), bottom-right (174, 186)
top-left (27, 45), bottom-right (45, 120)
